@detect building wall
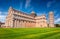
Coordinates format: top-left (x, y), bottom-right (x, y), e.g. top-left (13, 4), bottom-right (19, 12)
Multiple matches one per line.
top-left (5, 7), bottom-right (14, 28)
top-left (35, 15), bottom-right (47, 28)
top-left (5, 7), bottom-right (49, 28)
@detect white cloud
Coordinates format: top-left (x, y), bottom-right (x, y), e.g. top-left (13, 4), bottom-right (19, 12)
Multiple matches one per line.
top-left (0, 11), bottom-right (7, 22)
top-left (54, 11), bottom-right (60, 19)
top-left (55, 14), bottom-right (59, 19)
top-left (0, 15), bottom-right (6, 22)
top-left (55, 18), bottom-right (60, 24)
top-left (47, 2), bottom-right (52, 8)
top-left (20, 2), bottom-right (23, 10)
top-left (0, 11), bottom-right (7, 15)
top-left (47, 0), bottom-right (56, 8)
top-left (25, 0), bottom-right (31, 8)
top-left (0, 11), bottom-right (2, 15)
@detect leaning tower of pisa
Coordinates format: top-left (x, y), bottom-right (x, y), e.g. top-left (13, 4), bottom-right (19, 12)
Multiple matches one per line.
top-left (49, 11), bottom-right (55, 27)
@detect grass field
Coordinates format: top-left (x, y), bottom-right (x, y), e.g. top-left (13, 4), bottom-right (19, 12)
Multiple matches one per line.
top-left (0, 28), bottom-right (60, 39)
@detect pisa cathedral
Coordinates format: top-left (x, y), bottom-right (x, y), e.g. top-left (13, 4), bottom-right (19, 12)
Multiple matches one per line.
top-left (4, 7), bottom-right (54, 28)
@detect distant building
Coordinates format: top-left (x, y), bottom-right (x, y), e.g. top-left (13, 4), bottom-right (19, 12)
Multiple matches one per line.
top-left (49, 11), bottom-right (54, 27)
top-left (0, 22), bottom-right (1, 27)
top-left (0, 22), bottom-right (5, 28)
top-left (4, 6), bottom-right (54, 28)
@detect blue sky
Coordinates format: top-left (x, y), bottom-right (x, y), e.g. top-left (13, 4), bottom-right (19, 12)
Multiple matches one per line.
top-left (0, 0), bottom-right (60, 24)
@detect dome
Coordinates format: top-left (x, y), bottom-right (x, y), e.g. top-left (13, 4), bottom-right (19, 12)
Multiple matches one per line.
top-left (49, 11), bottom-right (54, 14)
top-left (30, 11), bottom-right (37, 17)
top-left (31, 11), bottom-right (35, 14)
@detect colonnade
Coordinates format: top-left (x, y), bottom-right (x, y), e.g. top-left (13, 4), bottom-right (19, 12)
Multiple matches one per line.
top-left (13, 19), bottom-right (36, 28)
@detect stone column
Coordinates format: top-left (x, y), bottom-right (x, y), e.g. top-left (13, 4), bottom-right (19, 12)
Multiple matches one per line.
top-left (29, 22), bottom-right (30, 27)
top-left (13, 20), bottom-right (15, 28)
top-left (21, 21), bottom-right (23, 28)
top-left (17, 20), bottom-right (19, 28)
top-left (19, 20), bottom-right (22, 28)
top-left (30, 22), bottom-right (32, 27)
top-left (25, 21), bottom-right (27, 28)
top-left (24, 21), bottom-right (26, 28)
top-left (26, 21), bottom-right (28, 28)
top-left (16, 19), bottom-right (18, 28)
top-left (23, 21), bottom-right (25, 28)
top-left (33, 23), bottom-right (35, 27)
top-left (27, 21), bottom-right (29, 28)
top-left (14, 20), bottom-right (17, 28)
top-left (19, 20), bottom-right (21, 28)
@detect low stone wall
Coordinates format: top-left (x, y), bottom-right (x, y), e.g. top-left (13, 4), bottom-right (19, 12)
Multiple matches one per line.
top-left (1, 26), bottom-right (11, 28)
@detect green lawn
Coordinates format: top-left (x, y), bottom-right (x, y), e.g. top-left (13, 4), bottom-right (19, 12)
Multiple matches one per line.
top-left (0, 28), bottom-right (60, 39)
